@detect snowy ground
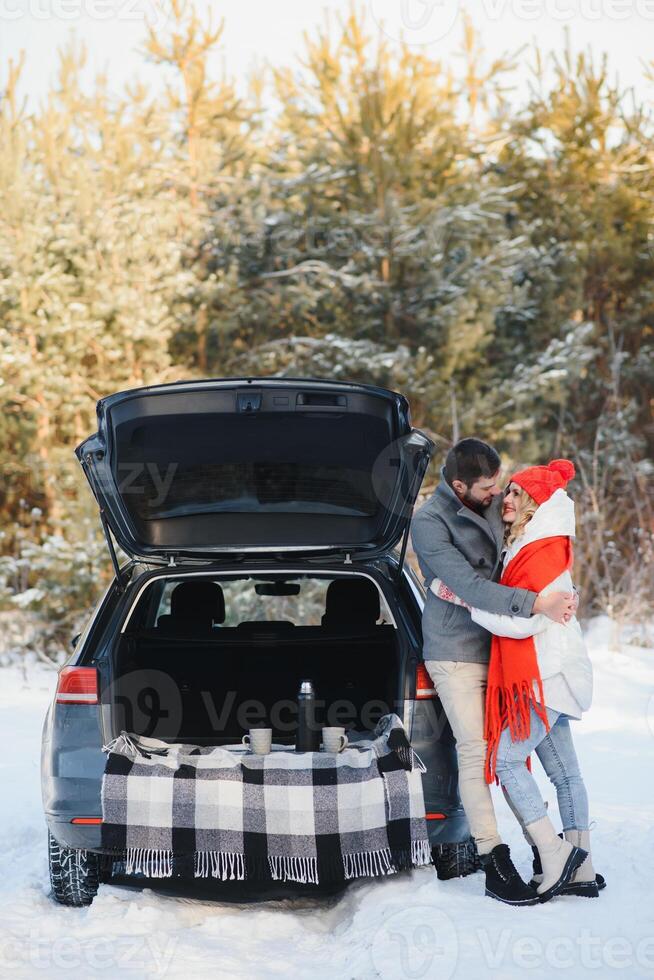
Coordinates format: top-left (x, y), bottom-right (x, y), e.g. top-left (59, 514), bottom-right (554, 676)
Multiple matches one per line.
top-left (1, 617), bottom-right (653, 980)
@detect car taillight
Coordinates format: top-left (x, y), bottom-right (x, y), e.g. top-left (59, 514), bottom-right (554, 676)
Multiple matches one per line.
top-left (415, 663), bottom-right (437, 699)
top-left (56, 667), bottom-right (99, 705)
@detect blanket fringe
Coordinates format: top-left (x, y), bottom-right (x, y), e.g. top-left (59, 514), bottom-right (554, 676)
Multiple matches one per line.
top-left (119, 844), bottom-right (430, 884)
top-left (125, 847), bottom-right (173, 878)
top-left (411, 837), bottom-right (432, 868)
top-left (268, 854), bottom-right (319, 885)
top-left (194, 850), bottom-right (246, 881)
top-left (102, 732), bottom-right (140, 757)
top-left (343, 847), bottom-right (394, 880)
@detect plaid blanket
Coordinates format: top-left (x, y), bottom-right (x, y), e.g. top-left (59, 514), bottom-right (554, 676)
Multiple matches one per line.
top-left (101, 714), bottom-right (431, 884)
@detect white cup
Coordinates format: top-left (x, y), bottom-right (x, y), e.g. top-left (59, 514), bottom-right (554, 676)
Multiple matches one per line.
top-left (322, 727), bottom-right (348, 753)
top-left (242, 728), bottom-right (272, 755)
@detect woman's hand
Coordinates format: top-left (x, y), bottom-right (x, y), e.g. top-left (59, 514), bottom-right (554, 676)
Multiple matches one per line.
top-left (562, 590), bottom-right (580, 623)
top-left (533, 591), bottom-right (576, 624)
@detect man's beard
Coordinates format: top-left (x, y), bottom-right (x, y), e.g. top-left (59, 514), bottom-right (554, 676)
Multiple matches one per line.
top-left (461, 489), bottom-right (489, 514)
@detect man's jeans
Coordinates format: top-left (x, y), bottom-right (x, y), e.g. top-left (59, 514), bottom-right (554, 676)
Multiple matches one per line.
top-left (425, 661), bottom-right (502, 855)
top-left (494, 706), bottom-right (590, 831)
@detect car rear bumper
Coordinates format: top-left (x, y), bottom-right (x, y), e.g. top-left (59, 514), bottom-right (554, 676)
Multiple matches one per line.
top-left (46, 817), bottom-right (104, 851)
top-left (409, 696), bottom-right (472, 846)
top-left (42, 702), bottom-right (106, 851)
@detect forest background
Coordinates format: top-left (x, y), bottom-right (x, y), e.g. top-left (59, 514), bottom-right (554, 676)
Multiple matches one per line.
top-left (1, 1), bottom-right (652, 660)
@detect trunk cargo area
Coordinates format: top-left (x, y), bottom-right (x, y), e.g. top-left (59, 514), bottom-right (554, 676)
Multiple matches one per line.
top-left (112, 625), bottom-right (398, 744)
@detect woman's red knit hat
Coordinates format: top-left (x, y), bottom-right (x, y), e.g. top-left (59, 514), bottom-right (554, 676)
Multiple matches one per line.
top-left (510, 459), bottom-right (575, 505)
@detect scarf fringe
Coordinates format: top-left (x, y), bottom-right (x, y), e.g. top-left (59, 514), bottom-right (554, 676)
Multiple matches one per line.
top-left (485, 676), bottom-right (550, 783)
top-left (125, 847), bottom-right (173, 878)
top-left (194, 850), bottom-right (246, 881)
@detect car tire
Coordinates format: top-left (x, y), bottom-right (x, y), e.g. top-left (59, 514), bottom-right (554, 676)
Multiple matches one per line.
top-left (431, 837), bottom-right (481, 880)
top-left (48, 832), bottom-right (101, 906)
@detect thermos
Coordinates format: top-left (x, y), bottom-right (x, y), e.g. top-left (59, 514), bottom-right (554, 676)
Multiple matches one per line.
top-left (296, 679), bottom-right (320, 751)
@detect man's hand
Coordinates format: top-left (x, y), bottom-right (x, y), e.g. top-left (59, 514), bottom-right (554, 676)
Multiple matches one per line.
top-left (533, 591), bottom-right (576, 624)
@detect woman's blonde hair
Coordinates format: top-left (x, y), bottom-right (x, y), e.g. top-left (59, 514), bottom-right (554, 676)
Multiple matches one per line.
top-left (505, 484), bottom-right (539, 547)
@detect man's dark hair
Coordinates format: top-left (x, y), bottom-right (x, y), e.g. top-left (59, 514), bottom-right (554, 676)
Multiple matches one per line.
top-left (444, 438), bottom-right (501, 488)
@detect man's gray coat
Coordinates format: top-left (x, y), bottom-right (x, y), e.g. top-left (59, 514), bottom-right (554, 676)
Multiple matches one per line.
top-left (410, 471), bottom-right (538, 664)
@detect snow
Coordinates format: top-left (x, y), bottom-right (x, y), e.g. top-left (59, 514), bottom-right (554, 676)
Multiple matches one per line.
top-left (1, 618), bottom-right (653, 980)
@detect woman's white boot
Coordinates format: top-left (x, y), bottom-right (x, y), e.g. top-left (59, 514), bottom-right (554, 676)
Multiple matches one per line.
top-left (502, 785), bottom-right (536, 846)
top-left (564, 829), bottom-right (595, 881)
top-left (561, 829), bottom-right (600, 897)
top-left (524, 815), bottom-right (587, 903)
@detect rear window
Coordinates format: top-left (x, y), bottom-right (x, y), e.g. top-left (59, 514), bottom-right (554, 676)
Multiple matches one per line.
top-left (137, 575), bottom-right (393, 628)
top-left (114, 412), bottom-right (386, 521)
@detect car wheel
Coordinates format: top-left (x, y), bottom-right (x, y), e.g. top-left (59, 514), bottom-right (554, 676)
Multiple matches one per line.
top-left (431, 837), bottom-right (481, 880)
top-left (48, 831), bottom-right (101, 906)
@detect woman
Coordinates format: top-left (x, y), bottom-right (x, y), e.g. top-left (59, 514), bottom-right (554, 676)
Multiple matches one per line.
top-left (433, 459), bottom-right (598, 903)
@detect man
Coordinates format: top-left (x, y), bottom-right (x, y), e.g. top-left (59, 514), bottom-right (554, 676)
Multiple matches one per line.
top-left (411, 438), bottom-right (576, 905)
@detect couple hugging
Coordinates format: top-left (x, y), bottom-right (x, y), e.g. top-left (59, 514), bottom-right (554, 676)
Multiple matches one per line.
top-left (412, 438), bottom-right (603, 906)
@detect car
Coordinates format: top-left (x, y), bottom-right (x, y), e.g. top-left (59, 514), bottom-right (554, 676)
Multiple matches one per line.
top-left (41, 376), bottom-right (478, 906)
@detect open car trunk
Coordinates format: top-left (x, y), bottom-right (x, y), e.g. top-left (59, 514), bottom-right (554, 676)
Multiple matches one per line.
top-left (77, 378), bottom-right (433, 563)
top-left (109, 574), bottom-right (400, 745)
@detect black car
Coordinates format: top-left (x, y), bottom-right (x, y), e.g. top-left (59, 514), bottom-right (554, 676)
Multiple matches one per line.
top-left (41, 376), bottom-right (477, 905)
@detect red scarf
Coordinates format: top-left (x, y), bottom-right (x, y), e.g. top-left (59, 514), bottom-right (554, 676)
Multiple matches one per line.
top-left (484, 535), bottom-right (573, 783)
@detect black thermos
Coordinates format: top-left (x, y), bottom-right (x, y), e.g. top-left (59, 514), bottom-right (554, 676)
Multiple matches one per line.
top-left (296, 679), bottom-right (320, 751)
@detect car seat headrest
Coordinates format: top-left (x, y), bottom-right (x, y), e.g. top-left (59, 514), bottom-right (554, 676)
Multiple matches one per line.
top-left (321, 578), bottom-right (380, 628)
top-left (168, 580), bottom-right (225, 625)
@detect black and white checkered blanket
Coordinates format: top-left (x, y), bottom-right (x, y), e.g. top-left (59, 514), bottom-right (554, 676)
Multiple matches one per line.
top-left (101, 714), bottom-right (431, 884)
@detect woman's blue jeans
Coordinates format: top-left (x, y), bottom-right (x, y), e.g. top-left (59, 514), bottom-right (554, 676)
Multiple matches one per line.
top-left (494, 706), bottom-right (589, 831)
